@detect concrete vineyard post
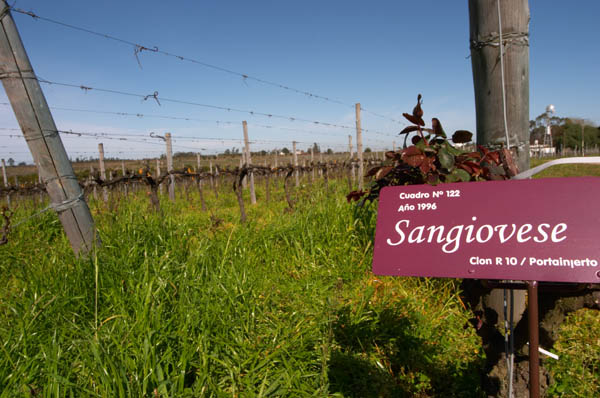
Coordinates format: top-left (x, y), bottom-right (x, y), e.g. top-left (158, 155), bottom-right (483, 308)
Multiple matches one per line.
top-left (355, 103), bottom-right (364, 190)
top-left (293, 141), bottom-right (299, 187)
top-left (98, 143), bottom-right (108, 203)
top-left (243, 121), bottom-right (256, 204)
top-left (0, 1), bottom-right (97, 254)
top-left (165, 133), bottom-right (175, 202)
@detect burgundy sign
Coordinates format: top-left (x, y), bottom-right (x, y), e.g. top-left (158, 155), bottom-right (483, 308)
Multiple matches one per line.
top-left (372, 177), bottom-right (600, 283)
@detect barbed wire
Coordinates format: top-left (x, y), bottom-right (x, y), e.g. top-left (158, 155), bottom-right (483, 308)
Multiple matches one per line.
top-left (10, 6), bottom-right (405, 126)
top-left (36, 78), bottom-right (397, 138)
top-left (1, 128), bottom-right (387, 158)
top-left (0, 103), bottom-right (391, 143)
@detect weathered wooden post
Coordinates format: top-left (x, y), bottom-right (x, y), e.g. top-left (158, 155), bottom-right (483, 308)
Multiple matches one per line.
top-left (355, 103), bottom-right (364, 191)
top-left (310, 147), bottom-right (315, 182)
top-left (121, 160), bottom-right (128, 196)
top-left (1, 158), bottom-right (9, 206)
top-left (165, 132), bottom-right (175, 202)
top-left (156, 159), bottom-right (163, 195)
top-left (292, 141), bottom-right (299, 187)
top-left (0, 1), bottom-right (97, 254)
top-left (469, 0), bottom-right (530, 171)
top-left (98, 143), bottom-right (108, 203)
top-left (90, 165), bottom-right (97, 200)
top-left (469, 1), bottom-right (530, 396)
top-left (242, 121), bottom-right (256, 204)
top-left (348, 134), bottom-right (355, 186)
top-left (239, 154), bottom-right (247, 189)
top-left (319, 151), bottom-right (323, 177)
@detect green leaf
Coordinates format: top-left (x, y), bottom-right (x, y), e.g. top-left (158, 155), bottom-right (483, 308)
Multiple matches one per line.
top-left (444, 142), bottom-right (465, 156)
top-left (452, 168), bottom-right (471, 182)
top-left (438, 147), bottom-right (455, 170)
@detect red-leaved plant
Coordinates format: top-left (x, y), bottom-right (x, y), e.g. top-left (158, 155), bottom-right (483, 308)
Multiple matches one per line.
top-left (347, 94), bottom-right (518, 203)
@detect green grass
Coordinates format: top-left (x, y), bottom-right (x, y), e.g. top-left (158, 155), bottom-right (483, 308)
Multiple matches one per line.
top-left (1, 167), bottom-right (599, 397)
top-left (530, 157), bottom-right (600, 178)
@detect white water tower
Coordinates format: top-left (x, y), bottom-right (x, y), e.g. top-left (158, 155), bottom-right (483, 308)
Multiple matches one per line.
top-left (544, 104), bottom-right (555, 147)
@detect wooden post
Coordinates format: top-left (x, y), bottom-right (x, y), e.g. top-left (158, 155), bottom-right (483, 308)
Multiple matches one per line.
top-left (348, 134), bottom-right (356, 185)
top-left (98, 143), bottom-right (108, 203)
top-left (243, 121), bottom-right (256, 204)
top-left (209, 160), bottom-right (218, 198)
top-left (319, 151), bottom-right (323, 177)
top-left (121, 160), bottom-right (128, 196)
top-left (469, 0), bottom-right (530, 171)
top-left (293, 141), bottom-right (299, 187)
top-left (392, 141), bottom-right (396, 152)
top-left (90, 165), bottom-right (97, 200)
top-left (240, 154), bottom-right (247, 189)
top-left (355, 103), bottom-right (364, 191)
top-left (469, 2), bottom-right (530, 394)
top-left (275, 152), bottom-right (278, 168)
top-left (156, 159), bottom-right (163, 195)
top-left (165, 132), bottom-right (175, 201)
top-left (2, 158), bottom-right (9, 206)
top-left (0, 2), bottom-right (97, 254)
top-left (310, 147), bottom-right (315, 182)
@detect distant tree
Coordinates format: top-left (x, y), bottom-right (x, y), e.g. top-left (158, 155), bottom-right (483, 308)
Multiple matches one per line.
top-left (312, 143), bottom-right (320, 154)
top-left (326, 148), bottom-right (333, 155)
top-left (281, 147), bottom-right (290, 155)
top-left (18, 161), bottom-right (26, 166)
top-left (364, 147), bottom-right (372, 153)
top-left (530, 113), bottom-right (599, 151)
top-left (224, 149), bottom-right (231, 155)
top-left (7, 158), bottom-right (15, 166)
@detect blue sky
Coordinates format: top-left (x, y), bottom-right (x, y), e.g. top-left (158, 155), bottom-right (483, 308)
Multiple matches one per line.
top-left (1, 0), bottom-right (599, 163)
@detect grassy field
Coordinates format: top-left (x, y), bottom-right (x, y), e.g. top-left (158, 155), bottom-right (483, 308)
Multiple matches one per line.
top-left (0, 163), bottom-right (599, 397)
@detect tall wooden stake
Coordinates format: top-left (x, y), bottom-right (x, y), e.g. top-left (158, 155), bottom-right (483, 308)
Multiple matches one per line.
top-left (355, 103), bottom-right (364, 190)
top-left (243, 121), bottom-right (256, 204)
top-left (310, 147), bottom-right (315, 182)
top-left (469, 1), bottom-right (531, 396)
top-left (469, 0), bottom-right (530, 171)
top-left (98, 143), bottom-right (108, 203)
top-left (156, 159), bottom-right (163, 195)
top-left (293, 141), bottom-right (299, 187)
top-left (0, 2), bottom-right (96, 254)
top-left (121, 160), bottom-right (128, 196)
top-left (348, 134), bottom-right (356, 185)
top-left (165, 132), bottom-right (175, 201)
top-left (1, 158), bottom-right (9, 206)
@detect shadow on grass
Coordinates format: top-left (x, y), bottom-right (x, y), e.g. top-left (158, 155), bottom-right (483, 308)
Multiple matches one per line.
top-left (328, 303), bottom-right (483, 398)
